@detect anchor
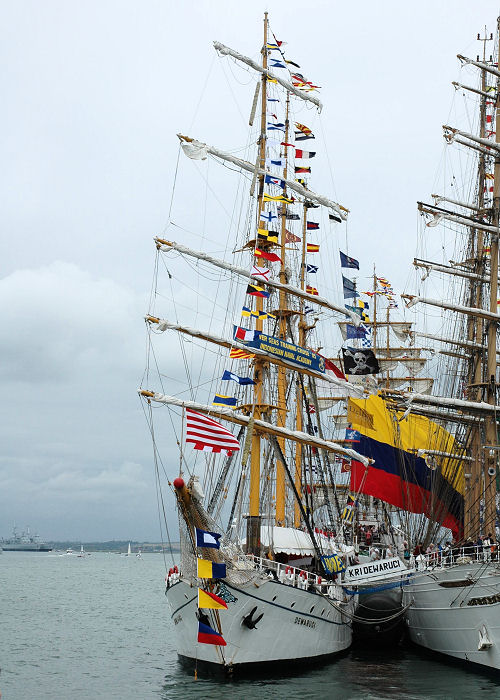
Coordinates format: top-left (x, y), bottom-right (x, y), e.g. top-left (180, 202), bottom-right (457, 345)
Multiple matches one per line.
top-left (241, 606), bottom-right (264, 629)
top-left (478, 625), bottom-right (493, 651)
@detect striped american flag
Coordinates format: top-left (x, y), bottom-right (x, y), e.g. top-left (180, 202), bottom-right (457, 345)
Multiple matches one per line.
top-left (185, 409), bottom-right (240, 456)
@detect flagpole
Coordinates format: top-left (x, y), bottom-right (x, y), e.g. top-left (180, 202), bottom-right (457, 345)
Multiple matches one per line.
top-left (247, 12), bottom-right (269, 556)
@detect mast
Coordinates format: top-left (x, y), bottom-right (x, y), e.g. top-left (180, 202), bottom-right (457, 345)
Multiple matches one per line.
top-left (483, 17), bottom-right (500, 537)
top-left (465, 27), bottom-right (492, 540)
top-left (385, 305), bottom-right (390, 388)
top-left (247, 12), bottom-right (268, 555)
top-left (294, 203), bottom-right (309, 527)
top-left (275, 92), bottom-right (290, 526)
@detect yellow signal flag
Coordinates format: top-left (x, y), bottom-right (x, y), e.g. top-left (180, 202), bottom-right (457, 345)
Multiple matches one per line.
top-left (198, 588), bottom-right (228, 610)
top-left (196, 557), bottom-right (227, 579)
top-left (263, 194), bottom-right (294, 204)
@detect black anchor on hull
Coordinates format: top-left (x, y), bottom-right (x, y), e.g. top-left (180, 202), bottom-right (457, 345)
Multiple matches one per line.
top-left (241, 606), bottom-right (264, 629)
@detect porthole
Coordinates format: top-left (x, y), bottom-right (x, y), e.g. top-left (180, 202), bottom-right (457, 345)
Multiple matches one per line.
top-left (272, 596), bottom-right (277, 601)
top-left (290, 601), bottom-right (296, 608)
top-left (310, 606), bottom-right (315, 613)
top-left (321, 609), bottom-right (325, 616)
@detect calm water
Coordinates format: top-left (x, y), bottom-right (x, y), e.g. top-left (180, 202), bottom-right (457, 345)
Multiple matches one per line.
top-left (2, 552), bottom-right (500, 699)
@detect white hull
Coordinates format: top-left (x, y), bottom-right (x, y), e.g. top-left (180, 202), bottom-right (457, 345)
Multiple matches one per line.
top-left (167, 576), bottom-right (353, 669)
top-left (404, 562), bottom-right (500, 669)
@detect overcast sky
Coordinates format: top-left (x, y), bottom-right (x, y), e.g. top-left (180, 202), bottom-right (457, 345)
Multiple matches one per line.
top-left (0, 1), bottom-right (497, 541)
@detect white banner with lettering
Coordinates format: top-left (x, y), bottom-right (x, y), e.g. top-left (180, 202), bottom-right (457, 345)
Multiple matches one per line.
top-left (344, 556), bottom-right (409, 584)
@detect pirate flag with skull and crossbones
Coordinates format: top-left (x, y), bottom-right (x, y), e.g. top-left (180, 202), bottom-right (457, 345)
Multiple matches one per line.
top-left (341, 347), bottom-right (380, 375)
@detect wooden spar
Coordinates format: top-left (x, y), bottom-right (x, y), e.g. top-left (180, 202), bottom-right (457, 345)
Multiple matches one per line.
top-left (413, 257), bottom-right (491, 283)
top-left (275, 92), bottom-right (290, 526)
top-left (417, 202), bottom-right (499, 235)
top-left (415, 449), bottom-right (473, 463)
top-left (372, 267), bottom-right (378, 351)
top-left (176, 134), bottom-right (348, 219)
top-left (401, 293), bottom-right (500, 322)
top-left (155, 239), bottom-right (359, 324)
top-left (443, 124), bottom-right (500, 154)
top-left (398, 391), bottom-right (500, 416)
top-left (138, 392), bottom-right (372, 465)
top-left (457, 53), bottom-right (500, 79)
top-left (384, 400), bottom-right (483, 426)
top-left (452, 81), bottom-right (497, 100)
top-left (145, 316), bottom-right (364, 394)
top-left (213, 41), bottom-right (323, 111)
top-left (431, 193), bottom-right (482, 212)
top-left (414, 330), bottom-right (494, 354)
top-left (484, 17), bottom-right (500, 536)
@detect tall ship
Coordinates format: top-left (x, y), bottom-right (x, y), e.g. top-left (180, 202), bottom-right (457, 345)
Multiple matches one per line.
top-left (1, 526), bottom-right (52, 552)
top-left (137, 14), bottom-right (380, 672)
top-left (345, 19), bottom-right (500, 670)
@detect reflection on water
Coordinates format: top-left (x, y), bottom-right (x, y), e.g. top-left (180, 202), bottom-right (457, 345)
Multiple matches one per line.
top-left (2, 553), bottom-right (500, 700)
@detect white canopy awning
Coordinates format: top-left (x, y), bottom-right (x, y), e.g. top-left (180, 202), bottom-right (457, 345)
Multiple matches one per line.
top-left (253, 526), bottom-right (354, 556)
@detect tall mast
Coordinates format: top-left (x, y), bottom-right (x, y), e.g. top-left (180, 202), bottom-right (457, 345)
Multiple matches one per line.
top-left (385, 305), bottom-right (390, 388)
top-left (372, 266), bottom-right (378, 352)
top-left (465, 27), bottom-right (492, 540)
top-left (275, 92), bottom-right (291, 525)
top-left (483, 17), bottom-right (500, 537)
top-left (247, 12), bottom-right (268, 555)
top-left (294, 203), bottom-right (309, 527)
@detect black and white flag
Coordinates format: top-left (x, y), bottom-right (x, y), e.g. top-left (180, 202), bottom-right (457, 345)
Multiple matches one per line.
top-left (342, 347), bottom-right (380, 375)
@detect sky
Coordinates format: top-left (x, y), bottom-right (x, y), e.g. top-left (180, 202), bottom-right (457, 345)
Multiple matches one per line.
top-left (0, 0), bottom-right (498, 541)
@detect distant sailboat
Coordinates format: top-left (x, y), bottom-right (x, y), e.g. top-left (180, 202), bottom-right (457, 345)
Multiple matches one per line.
top-left (126, 542), bottom-right (131, 556)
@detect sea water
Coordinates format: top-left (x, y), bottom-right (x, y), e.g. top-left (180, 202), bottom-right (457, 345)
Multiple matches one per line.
top-left (2, 552), bottom-right (500, 699)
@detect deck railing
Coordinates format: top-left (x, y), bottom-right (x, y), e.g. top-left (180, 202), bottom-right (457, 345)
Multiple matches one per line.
top-left (412, 545), bottom-right (498, 571)
top-left (239, 553), bottom-right (346, 600)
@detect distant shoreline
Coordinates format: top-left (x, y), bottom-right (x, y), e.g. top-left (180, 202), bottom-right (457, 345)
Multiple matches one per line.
top-left (3, 541), bottom-right (181, 554)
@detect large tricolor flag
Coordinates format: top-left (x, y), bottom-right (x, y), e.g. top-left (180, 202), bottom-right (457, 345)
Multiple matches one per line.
top-left (197, 621), bottom-right (227, 646)
top-left (185, 409), bottom-right (241, 456)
